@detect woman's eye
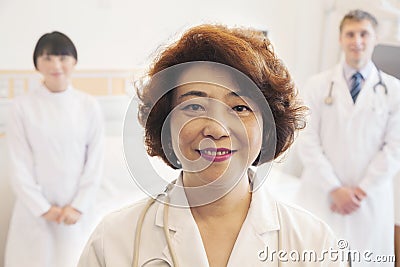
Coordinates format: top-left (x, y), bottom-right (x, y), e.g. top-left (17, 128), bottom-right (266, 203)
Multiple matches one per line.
top-left (232, 105), bottom-right (252, 113)
top-left (181, 104), bottom-right (205, 112)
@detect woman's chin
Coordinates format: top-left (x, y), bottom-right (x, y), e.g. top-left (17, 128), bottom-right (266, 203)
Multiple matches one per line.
top-left (183, 161), bottom-right (248, 186)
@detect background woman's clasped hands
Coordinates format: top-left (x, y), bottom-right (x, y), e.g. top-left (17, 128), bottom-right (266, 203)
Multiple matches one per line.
top-left (42, 205), bottom-right (81, 225)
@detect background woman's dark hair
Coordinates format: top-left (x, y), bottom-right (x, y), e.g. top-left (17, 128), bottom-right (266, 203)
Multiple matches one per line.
top-left (137, 24), bottom-right (307, 169)
top-left (33, 31), bottom-right (77, 69)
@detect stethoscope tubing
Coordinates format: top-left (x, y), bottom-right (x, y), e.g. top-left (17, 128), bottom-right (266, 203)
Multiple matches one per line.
top-left (132, 182), bottom-right (179, 267)
top-left (324, 69), bottom-right (387, 105)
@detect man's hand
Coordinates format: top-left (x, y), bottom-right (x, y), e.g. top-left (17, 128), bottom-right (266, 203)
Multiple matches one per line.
top-left (330, 186), bottom-right (362, 215)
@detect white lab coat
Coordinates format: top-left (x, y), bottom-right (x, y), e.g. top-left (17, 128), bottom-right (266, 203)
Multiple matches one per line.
top-left (4, 84), bottom-right (104, 267)
top-left (78, 173), bottom-right (347, 267)
top-left (297, 63), bottom-right (400, 266)
top-left (394, 173), bottom-right (400, 225)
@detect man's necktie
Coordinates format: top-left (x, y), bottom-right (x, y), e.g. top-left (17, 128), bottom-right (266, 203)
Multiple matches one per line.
top-left (350, 72), bottom-right (363, 103)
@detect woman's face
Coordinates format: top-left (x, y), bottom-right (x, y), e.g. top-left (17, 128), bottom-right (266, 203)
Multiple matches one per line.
top-left (36, 53), bottom-right (76, 92)
top-left (169, 65), bottom-right (263, 184)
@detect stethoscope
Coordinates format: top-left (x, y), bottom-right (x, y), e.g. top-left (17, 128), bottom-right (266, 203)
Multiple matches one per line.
top-left (132, 169), bottom-right (256, 267)
top-left (324, 69), bottom-right (388, 105)
top-left (132, 181), bottom-right (178, 267)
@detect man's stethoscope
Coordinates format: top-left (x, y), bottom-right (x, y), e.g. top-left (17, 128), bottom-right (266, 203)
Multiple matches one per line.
top-left (324, 69), bottom-right (388, 105)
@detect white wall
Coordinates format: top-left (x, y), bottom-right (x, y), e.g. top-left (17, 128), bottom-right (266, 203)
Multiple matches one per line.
top-left (1, 0), bottom-right (398, 82)
top-left (0, 0), bottom-right (325, 85)
top-left (318, 0), bottom-right (400, 71)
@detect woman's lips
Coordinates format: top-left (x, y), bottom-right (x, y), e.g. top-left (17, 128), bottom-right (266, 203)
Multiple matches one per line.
top-left (197, 148), bottom-right (235, 162)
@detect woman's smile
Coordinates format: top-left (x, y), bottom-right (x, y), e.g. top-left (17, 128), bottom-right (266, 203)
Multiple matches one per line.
top-left (196, 148), bottom-right (237, 162)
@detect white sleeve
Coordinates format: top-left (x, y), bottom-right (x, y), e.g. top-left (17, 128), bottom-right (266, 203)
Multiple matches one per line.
top-left (7, 100), bottom-right (51, 217)
top-left (359, 78), bottom-right (400, 194)
top-left (298, 78), bottom-right (342, 194)
top-left (71, 99), bottom-right (104, 213)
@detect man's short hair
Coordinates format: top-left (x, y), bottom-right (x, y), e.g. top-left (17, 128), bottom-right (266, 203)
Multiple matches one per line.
top-left (339, 9), bottom-right (378, 32)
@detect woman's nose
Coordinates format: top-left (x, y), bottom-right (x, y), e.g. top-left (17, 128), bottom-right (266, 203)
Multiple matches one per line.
top-left (51, 58), bottom-right (62, 69)
top-left (202, 118), bottom-right (229, 140)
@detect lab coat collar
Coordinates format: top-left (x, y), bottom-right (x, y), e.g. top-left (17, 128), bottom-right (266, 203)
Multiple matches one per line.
top-left (332, 64), bottom-right (348, 86)
top-left (154, 171), bottom-right (281, 265)
top-left (248, 179), bottom-right (281, 233)
top-left (332, 63), bottom-right (381, 109)
top-left (154, 171), bottom-right (281, 233)
top-left (37, 83), bottom-right (74, 98)
top-left (154, 172), bottom-right (191, 231)
top-left (338, 62), bottom-right (380, 91)
top-left (332, 64), bottom-right (362, 107)
top-left (343, 61), bottom-right (374, 83)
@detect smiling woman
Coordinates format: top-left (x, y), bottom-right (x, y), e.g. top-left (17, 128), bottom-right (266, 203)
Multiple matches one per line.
top-left (78, 25), bottom-right (347, 267)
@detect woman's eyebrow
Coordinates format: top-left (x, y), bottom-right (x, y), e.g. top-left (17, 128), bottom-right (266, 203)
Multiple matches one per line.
top-left (227, 91), bottom-right (242, 97)
top-left (178, 90), bottom-right (208, 99)
top-left (226, 90), bottom-right (250, 99)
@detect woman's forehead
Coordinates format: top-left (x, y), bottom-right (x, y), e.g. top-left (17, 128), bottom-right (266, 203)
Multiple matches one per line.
top-left (176, 63), bottom-right (240, 92)
top-left (175, 83), bottom-right (241, 99)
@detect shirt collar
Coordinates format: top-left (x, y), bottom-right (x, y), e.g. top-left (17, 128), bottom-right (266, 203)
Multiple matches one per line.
top-left (155, 170), bottom-right (281, 234)
top-left (343, 60), bottom-right (374, 82)
top-left (37, 82), bottom-right (73, 98)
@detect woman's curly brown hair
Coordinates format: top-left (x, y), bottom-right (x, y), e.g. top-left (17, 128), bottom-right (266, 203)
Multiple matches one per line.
top-left (137, 24), bottom-right (307, 169)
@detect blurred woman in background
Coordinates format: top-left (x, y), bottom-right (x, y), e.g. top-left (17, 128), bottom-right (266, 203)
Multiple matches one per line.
top-left (4, 31), bottom-right (104, 267)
